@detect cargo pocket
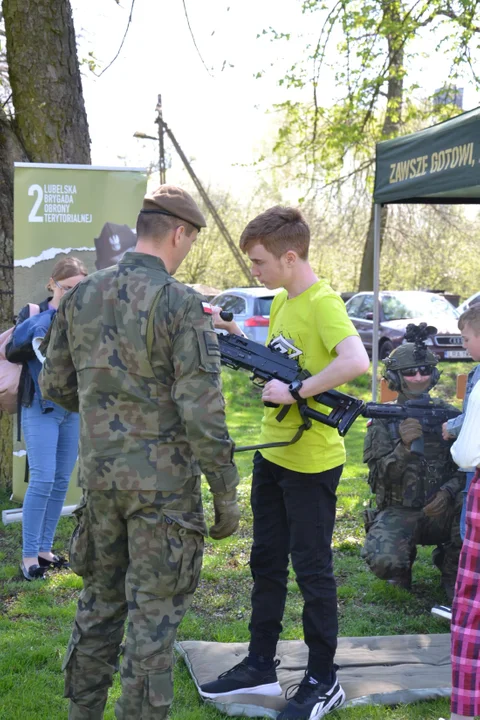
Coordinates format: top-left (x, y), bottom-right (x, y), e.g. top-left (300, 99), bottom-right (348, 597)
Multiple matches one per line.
top-left (69, 494), bottom-right (92, 577)
top-left (62, 624), bottom-right (81, 698)
top-left (162, 510), bottom-right (207, 597)
top-left (147, 668), bottom-right (174, 712)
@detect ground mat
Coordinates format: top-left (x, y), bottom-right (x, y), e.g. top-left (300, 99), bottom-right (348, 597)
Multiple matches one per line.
top-left (176, 634), bottom-right (451, 718)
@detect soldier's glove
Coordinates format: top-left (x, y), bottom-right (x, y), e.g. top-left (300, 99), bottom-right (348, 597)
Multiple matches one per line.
top-left (209, 490), bottom-right (240, 540)
top-left (398, 418), bottom-right (423, 447)
top-left (423, 489), bottom-right (451, 518)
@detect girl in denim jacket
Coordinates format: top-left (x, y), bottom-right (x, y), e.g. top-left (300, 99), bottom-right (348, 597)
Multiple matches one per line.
top-left (7, 257), bottom-right (87, 580)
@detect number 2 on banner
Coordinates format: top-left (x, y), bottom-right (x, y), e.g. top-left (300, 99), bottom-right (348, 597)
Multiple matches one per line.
top-left (28, 184), bottom-right (44, 223)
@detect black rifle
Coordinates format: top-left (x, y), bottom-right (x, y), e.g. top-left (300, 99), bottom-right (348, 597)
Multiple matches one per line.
top-left (362, 396), bottom-right (461, 455)
top-left (217, 324), bottom-right (460, 454)
top-left (217, 332), bottom-right (365, 438)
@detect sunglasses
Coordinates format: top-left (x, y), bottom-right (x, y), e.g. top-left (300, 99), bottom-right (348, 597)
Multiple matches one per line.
top-left (399, 366), bottom-right (432, 377)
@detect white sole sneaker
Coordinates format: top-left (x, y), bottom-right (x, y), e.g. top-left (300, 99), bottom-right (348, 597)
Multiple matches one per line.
top-left (431, 605), bottom-right (452, 622)
top-left (311, 685), bottom-right (346, 719)
top-left (200, 680), bottom-right (283, 699)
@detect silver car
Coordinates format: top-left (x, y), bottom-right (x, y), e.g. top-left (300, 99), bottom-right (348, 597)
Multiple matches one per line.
top-left (211, 287), bottom-right (282, 343)
top-left (458, 290), bottom-right (480, 315)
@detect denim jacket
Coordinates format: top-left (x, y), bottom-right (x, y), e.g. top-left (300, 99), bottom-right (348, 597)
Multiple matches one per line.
top-left (7, 304), bottom-right (56, 412)
top-left (445, 363), bottom-right (480, 438)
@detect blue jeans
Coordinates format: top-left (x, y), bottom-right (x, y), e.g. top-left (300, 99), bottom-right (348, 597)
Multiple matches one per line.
top-left (21, 394), bottom-right (79, 558)
top-left (460, 471), bottom-right (475, 541)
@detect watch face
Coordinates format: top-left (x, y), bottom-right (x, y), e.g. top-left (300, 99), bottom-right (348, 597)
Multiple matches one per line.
top-left (289, 380), bottom-right (302, 398)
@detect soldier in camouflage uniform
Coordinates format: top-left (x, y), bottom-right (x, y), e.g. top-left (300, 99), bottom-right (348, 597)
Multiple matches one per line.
top-left (39, 185), bottom-right (241, 719)
top-left (360, 331), bottom-right (465, 601)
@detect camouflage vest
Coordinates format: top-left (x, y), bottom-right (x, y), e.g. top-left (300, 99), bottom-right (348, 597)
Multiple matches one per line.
top-left (364, 399), bottom-right (460, 509)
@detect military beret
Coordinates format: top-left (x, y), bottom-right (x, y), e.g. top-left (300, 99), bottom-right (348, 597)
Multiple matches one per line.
top-left (141, 185), bottom-right (206, 231)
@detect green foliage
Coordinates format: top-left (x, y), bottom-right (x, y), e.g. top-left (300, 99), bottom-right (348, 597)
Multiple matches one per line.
top-left (268, 0), bottom-right (480, 189)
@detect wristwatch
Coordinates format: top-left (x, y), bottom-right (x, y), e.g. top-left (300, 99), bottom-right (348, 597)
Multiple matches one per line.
top-left (288, 379), bottom-right (304, 401)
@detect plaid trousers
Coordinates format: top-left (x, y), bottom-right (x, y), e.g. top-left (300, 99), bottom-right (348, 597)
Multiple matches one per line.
top-left (451, 469), bottom-right (480, 717)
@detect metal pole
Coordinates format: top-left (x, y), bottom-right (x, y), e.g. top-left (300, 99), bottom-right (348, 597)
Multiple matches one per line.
top-left (372, 203), bottom-right (381, 401)
top-left (155, 95), bottom-right (166, 185)
top-left (161, 119), bottom-right (257, 286)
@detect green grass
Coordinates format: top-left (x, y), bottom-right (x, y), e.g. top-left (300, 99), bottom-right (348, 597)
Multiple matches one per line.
top-left (0, 361), bottom-right (473, 719)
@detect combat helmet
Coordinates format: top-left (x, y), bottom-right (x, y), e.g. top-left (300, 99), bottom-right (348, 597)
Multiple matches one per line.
top-left (383, 323), bottom-right (440, 392)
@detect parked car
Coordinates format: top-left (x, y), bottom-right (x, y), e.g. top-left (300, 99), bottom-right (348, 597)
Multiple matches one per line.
top-left (345, 290), bottom-right (469, 361)
top-left (211, 287), bottom-right (282, 343)
top-left (457, 290), bottom-right (480, 315)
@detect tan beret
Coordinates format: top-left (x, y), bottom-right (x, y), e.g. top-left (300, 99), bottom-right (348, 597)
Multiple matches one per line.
top-left (141, 185), bottom-right (206, 231)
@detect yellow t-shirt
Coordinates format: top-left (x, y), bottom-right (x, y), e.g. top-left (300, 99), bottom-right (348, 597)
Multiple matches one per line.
top-left (259, 280), bottom-right (359, 473)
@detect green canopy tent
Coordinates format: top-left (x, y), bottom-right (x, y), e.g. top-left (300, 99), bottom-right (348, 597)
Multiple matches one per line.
top-left (371, 105), bottom-right (480, 397)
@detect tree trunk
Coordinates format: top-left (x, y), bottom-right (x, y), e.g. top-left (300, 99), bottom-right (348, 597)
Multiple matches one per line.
top-left (0, 0), bottom-right (91, 490)
top-left (358, 1), bottom-right (404, 291)
top-left (0, 107), bottom-right (27, 490)
top-left (3, 0), bottom-right (90, 163)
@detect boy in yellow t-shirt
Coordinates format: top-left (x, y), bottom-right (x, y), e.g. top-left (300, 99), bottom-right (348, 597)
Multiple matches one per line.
top-left (201, 206), bottom-right (369, 720)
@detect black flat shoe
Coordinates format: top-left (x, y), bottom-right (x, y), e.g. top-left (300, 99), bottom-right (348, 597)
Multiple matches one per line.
top-left (21, 562), bottom-right (46, 581)
top-left (38, 554), bottom-right (69, 569)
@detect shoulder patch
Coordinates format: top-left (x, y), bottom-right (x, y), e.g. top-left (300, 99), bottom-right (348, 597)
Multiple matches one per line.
top-left (201, 302), bottom-right (213, 315)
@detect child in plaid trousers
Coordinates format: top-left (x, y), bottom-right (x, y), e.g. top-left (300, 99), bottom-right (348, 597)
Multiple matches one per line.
top-left (441, 379), bottom-right (480, 720)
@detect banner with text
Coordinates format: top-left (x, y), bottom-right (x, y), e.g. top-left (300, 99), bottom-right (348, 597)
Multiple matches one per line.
top-left (12, 163), bottom-right (148, 504)
top-left (374, 107), bottom-right (480, 204)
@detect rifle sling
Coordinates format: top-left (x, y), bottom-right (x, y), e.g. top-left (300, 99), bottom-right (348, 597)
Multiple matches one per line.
top-left (234, 423), bottom-right (309, 452)
top-left (235, 401), bottom-right (313, 453)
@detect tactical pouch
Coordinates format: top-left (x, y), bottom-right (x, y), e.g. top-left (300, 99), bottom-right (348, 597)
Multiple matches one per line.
top-left (162, 510), bottom-right (207, 596)
top-left (68, 494), bottom-right (92, 577)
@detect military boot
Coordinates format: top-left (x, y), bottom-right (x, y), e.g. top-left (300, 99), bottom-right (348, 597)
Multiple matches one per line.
top-left (431, 545), bottom-right (445, 571)
top-left (387, 568), bottom-right (412, 591)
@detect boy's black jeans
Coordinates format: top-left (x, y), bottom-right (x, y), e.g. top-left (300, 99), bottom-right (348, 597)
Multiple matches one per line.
top-left (248, 451), bottom-right (343, 677)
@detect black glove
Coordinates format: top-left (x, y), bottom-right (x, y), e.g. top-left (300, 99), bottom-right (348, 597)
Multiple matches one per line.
top-left (209, 489), bottom-right (240, 540)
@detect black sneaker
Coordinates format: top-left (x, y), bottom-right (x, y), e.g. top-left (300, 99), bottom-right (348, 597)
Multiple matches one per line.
top-left (278, 672), bottom-right (346, 719)
top-left (199, 657), bottom-right (282, 698)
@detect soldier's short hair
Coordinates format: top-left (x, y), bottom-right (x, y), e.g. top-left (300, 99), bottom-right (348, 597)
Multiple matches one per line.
top-left (458, 305), bottom-right (480, 335)
top-left (239, 206), bottom-right (310, 260)
top-left (136, 211), bottom-right (196, 240)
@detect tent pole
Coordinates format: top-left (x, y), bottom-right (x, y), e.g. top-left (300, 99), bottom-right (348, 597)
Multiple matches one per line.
top-left (372, 203), bottom-right (381, 401)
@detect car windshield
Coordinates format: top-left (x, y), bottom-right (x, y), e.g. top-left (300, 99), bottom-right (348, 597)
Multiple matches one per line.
top-left (382, 293), bottom-right (459, 322)
top-left (255, 297), bottom-right (275, 316)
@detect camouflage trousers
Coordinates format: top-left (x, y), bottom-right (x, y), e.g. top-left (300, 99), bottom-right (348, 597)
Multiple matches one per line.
top-left (64, 477), bottom-right (207, 720)
top-left (360, 492), bottom-right (463, 597)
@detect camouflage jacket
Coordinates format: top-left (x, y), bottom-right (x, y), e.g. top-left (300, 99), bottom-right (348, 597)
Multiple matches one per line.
top-left (363, 397), bottom-right (465, 510)
top-left (39, 252), bottom-right (239, 494)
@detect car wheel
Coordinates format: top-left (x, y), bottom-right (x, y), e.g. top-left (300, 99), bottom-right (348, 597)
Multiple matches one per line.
top-left (379, 340), bottom-right (394, 360)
